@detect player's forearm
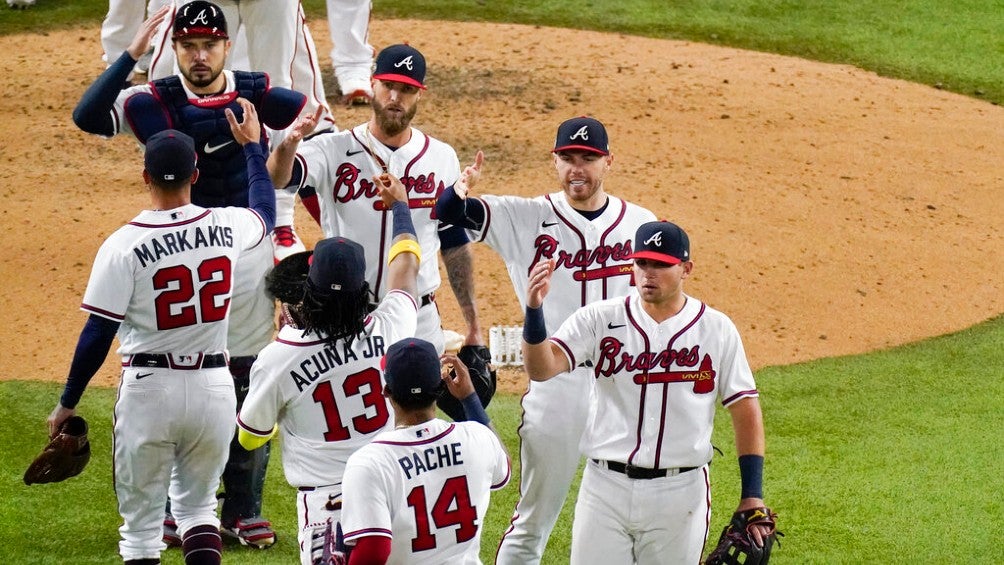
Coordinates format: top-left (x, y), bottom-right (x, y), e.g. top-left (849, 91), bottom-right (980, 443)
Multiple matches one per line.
top-left (522, 341), bottom-right (566, 381)
top-left (72, 51), bottom-right (135, 136)
top-left (266, 141), bottom-right (297, 190)
top-left (60, 314), bottom-right (119, 409)
top-left (728, 397), bottom-right (766, 457)
top-left (244, 142), bottom-right (277, 232)
top-left (441, 244), bottom-right (483, 344)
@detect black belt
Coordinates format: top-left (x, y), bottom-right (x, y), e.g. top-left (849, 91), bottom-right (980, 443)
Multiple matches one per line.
top-left (124, 353), bottom-right (228, 370)
top-left (595, 459), bottom-right (699, 480)
top-left (420, 292), bottom-right (436, 307)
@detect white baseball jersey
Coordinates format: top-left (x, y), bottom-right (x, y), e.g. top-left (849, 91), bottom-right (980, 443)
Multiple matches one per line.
top-left (81, 203), bottom-right (268, 354)
top-left (472, 193), bottom-right (656, 329)
top-left (290, 123), bottom-right (461, 300)
top-left (237, 290), bottom-right (419, 488)
top-left (550, 292), bottom-right (759, 468)
top-left (341, 419), bottom-right (510, 564)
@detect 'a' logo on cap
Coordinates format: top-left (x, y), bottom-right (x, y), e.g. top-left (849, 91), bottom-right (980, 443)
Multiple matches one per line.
top-left (190, 9), bottom-right (210, 25)
top-left (394, 56), bottom-right (415, 70)
top-left (570, 126), bottom-right (590, 141)
top-left (644, 232), bottom-right (663, 247)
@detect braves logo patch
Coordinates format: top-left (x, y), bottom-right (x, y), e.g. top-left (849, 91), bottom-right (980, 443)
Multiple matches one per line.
top-left (569, 125), bottom-right (590, 141)
top-left (394, 56), bottom-right (415, 70)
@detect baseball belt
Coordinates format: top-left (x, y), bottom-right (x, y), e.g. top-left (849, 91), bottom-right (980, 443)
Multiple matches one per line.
top-left (594, 459), bottom-right (699, 480)
top-left (123, 353), bottom-right (228, 370)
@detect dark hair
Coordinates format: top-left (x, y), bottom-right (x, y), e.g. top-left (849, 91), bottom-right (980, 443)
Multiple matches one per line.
top-left (299, 282), bottom-right (373, 347)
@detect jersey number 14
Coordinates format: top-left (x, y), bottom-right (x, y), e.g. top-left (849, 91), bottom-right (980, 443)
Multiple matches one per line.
top-left (407, 476), bottom-right (478, 552)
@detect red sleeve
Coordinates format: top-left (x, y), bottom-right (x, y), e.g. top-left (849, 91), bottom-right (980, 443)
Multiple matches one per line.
top-left (347, 536), bottom-right (392, 565)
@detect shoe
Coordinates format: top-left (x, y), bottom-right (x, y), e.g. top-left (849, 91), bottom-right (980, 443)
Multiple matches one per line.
top-left (221, 517), bottom-right (276, 549)
top-left (272, 225), bottom-right (306, 263)
top-left (337, 77), bottom-right (373, 106)
top-left (163, 513), bottom-right (182, 548)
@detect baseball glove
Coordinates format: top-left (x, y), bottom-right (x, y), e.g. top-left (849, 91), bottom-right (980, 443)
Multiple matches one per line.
top-left (266, 250), bottom-right (312, 304)
top-left (24, 416), bottom-right (91, 485)
top-left (437, 345), bottom-right (497, 422)
top-left (705, 507), bottom-right (781, 565)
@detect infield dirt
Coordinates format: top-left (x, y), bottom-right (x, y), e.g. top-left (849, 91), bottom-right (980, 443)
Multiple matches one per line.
top-left (1, 18), bottom-right (1001, 393)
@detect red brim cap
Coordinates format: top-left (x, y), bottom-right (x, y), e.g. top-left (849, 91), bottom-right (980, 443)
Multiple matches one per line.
top-left (552, 144), bottom-right (609, 155)
top-left (172, 28), bottom-right (228, 40)
top-left (372, 73), bottom-right (427, 90)
top-left (628, 250), bottom-right (683, 265)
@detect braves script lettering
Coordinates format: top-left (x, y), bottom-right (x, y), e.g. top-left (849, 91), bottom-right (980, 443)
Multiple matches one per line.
top-left (595, 337), bottom-right (716, 393)
top-left (529, 235), bottom-right (634, 280)
top-left (332, 163), bottom-right (444, 205)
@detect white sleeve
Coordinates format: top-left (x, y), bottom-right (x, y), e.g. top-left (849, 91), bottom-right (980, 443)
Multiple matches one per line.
top-left (474, 195), bottom-right (541, 262)
top-left (81, 239), bottom-right (135, 321)
top-left (341, 449), bottom-right (394, 545)
top-left (369, 290), bottom-right (419, 344)
top-left (548, 305), bottom-right (602, 371)
top-left (484, 428), bottom-right (511, 489)
top-left (237, 348), bottom-right (284, 436)
top-left (295, 137), bottom-right (332, 194)
top-left (715, 317), bottom-right (758, 406)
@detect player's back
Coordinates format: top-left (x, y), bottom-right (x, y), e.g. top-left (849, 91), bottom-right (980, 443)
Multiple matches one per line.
top-left (342, 418), bottom-right (510, 564)
top-left (85, 203), bottom-right (267, 355)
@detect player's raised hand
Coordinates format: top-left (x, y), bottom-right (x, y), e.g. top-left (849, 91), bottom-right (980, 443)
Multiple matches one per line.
top-left (225, 98), bottom-right (260, 146)
top-left (526, 259), bottom-right (555, 309)
top-left (374, 172), bottom-right (408, 207)
top-left (127, 4), bottom-right (171, 61)
top-left (282, 106), bottom-right (325, 150)
top-left (454, 150), bottom-right (484, 199)
top-left (441, 353), bottom-right (476, 400)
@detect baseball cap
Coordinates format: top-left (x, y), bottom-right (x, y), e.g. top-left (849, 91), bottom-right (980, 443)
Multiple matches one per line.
top-left (628, 221), bottom-right (691, 265)
top-left (306, 237), bottom-right (366, 295)
top-left (172, 1), bottom-right (229, 40)
top-left (552, 116), bottom-right (609, 155)
top-left (144, 129), bottom-right (197, 184)
top-left (382, 338), bottom-right (443, 398)
top-left (372, 44), bottom-right (427, 90)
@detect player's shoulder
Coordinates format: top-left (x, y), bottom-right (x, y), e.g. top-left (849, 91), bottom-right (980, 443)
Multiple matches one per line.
top-left (412, 127), bottom-right (458, 155)
top-left (618, 197), bottom-right (658, 220)
top-left (691, 297), bottom-right (740, 330)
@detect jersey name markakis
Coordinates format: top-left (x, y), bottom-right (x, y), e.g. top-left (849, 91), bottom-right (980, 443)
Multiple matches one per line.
top-left (290, 335), bottom-right (386, 392)
top-left (596, 338), bottom-right (717, 394)
top-left (397, 442), bottom-right (463, 480)
top-left (133, 226), bottom-right (234, 268)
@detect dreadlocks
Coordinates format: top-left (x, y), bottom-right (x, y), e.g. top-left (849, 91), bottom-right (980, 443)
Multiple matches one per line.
top-left (299, 281), bottom-right (374, 347)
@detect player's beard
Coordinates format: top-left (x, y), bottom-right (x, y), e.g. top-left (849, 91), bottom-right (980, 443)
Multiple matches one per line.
top-left (181, 62), bottom-right (224, 90)
top-left (372, 97), bottom-right (418, 138)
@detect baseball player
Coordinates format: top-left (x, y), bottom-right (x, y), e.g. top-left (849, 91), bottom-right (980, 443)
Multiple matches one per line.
top-left (324, 0), bottom-right (375, 104)
top-left (521, 221), bottom-right (772, 564)
top-left (435, 116), bottom-right (657, 563)
top-left (267, 43), bottom-right (488, 363)
top-left (146, 0), bottom-right (338, 261)
top-left (236, 170), bottom-right (422, 565)
top-left (100, 0), bottom-right (168, 77)
top-left (72, 2), bottom-right (307, 547)
top-left (46, 102), bottom-right (275, 564)
top-left (340, 338), bottom-right (511, 564)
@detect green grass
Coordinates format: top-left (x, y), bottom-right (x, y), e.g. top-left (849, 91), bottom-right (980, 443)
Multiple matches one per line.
top-left (3, 314), bottom-right (1002, 563)
top-left (4, 0), bottom-right (1003, 103)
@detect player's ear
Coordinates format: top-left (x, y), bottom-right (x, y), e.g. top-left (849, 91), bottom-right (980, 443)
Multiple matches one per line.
top-left (190, 169), bottom-right (200, 185)
top-left (681, 260), bottom-right (694, 278)
top-left (143, 170), bottom-right (152, 186)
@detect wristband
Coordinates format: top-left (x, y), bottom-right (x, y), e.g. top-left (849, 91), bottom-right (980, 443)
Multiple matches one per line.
top-left (523, 305), bottom-right (547, 344)
top-left (388, 239), bottom-right (421, 265)
top-left (738, 454), bottom-right (764, 499)
top-left (391, 201), bottom-right (416, 238)
top-left (459, 392), bottom-right (490, 426)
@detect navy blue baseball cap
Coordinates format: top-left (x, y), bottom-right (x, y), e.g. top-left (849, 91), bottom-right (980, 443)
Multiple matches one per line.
top-left (629, 221), bottom-right (690, 265)
top-left (372, 44), bottom-right (427, 90)
top-left (306, 237), bottom-right (366, 295)
top-left (145, 129), bottom-right (197, 184)
top-left (383, 338), bottom-right (443, 398)
top-left (553, 116), bottom-right (609, 155)
top-left (172, 1), bottom-right (229, 40)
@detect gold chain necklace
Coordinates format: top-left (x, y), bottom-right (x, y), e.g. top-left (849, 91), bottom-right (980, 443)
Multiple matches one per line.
top-left (363, 125), bottom-right (389, 174)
